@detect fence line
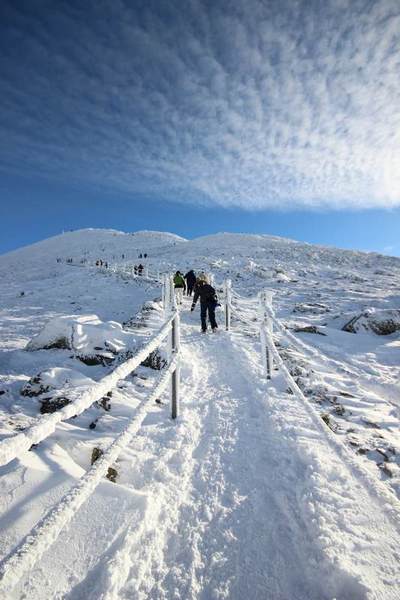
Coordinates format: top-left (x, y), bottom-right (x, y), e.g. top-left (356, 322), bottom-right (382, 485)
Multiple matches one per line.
top-left (0, 313), bottom-right (177, 468)
top-left (0, 275), bottom-right (182, 594)
top-left (0, 354), bottom-right (180, 596)
top-left (227, 283), bottom-right (400, 526)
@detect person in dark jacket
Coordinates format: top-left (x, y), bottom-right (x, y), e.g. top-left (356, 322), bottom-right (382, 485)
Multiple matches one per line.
top-left (184, 270), bottom-right (196, 296)
top-left (191, 274), bottom-right (218, 332)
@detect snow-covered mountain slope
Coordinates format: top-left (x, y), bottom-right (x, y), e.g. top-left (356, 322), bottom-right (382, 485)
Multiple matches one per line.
top-left (0, 229), bottom-right (186, 276)
top-left (0, 228), bottom-right (400, 599)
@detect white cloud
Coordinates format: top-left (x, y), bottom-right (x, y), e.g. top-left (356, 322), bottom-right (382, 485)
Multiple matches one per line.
top-left (0, 0), bottom-right (399, 210)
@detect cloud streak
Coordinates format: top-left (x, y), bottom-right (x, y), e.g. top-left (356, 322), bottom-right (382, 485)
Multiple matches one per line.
top-left (0, 0), bottom-right (399, 210)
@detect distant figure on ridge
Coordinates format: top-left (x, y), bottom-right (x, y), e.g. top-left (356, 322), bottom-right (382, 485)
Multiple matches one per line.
top-left (184, 270), bottom-right (196, 296)
top-left (191, 273), bottom-right (218, 333)
top-left (173, 271), bottom-right (186, 305)
top-left (138, 263), bottom-right (144, 276)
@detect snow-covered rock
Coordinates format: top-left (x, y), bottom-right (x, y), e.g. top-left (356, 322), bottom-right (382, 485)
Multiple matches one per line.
top-left (342, 308), bottom-right (400, 335)
top-left (274, 271), bottom-right (291, 283)
top-left (293, 302), bottom-right (330, 314)
top-left (26, 314), bottom-right (137, 364)
top-left (21, 367), bottom-right (95, 413)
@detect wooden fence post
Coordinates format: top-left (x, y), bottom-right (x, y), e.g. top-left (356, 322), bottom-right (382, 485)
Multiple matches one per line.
top-left (171, 312), bottom-right (180, 419)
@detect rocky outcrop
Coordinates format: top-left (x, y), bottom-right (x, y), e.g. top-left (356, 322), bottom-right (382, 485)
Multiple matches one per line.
top-left (20, 368), bottom-right (95, 414)
top-left (293, 302), bottom-right (329, 315)
top-left (293, 325), bottom-right (327, 336)
top-left (342, 308), bottom-right (400, 335)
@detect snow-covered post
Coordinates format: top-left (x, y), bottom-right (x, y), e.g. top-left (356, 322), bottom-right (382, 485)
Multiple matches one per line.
top-left (258, 292), bottom-right (273, 379)
top-left (224, 279), bottom-right (232, 331)
top-left (170, 311), bottom-right (180, 419)
top-left (266, 333), bottom-right (273, 379)
top-left (162, 274), bottom-right (166, 311)
top-left (259, 324), bottom-right (268, 376)
top-left (170, 275), bottom-right (177, 311)
top-left (163, 274), bottom-right (171, 312)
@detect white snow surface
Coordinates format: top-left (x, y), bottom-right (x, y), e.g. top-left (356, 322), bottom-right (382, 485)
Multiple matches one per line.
top-left (0, 228), bottom-right (400, 599)
top-left (26, 313), bottom-right (138, 357)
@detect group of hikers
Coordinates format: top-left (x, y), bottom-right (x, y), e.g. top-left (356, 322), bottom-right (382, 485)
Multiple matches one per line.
top-left (95, 259), bottom-right (108, 268)
top-left (134, 264), bottom-right (145, 276)
top-left (173, 270), bottom-right (219, 333)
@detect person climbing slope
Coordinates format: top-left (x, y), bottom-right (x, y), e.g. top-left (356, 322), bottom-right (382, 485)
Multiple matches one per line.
top-left (191, 273), bottom-right (218, 333)
top-left (184, 270), bottom-right (196, 296)
top-left (173, 271), bottom-right (186, 305)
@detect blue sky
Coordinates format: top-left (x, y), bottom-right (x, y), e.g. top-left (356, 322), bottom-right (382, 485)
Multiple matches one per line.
top-left (0, 0), bottom-right (399, 255)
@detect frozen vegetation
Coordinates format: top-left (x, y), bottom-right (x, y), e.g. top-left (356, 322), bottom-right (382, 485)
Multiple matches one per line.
top-left (0, 228), bottom-right (399, 599)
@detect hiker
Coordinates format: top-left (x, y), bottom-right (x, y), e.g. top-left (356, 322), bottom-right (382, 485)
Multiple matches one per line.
top-left (184, 270), bottom-right (196, 296)
top-left (134, 265), bottom-right (138, 275)
top-left (173, 271), bottom-right (186, 305)
top-left (144, 253), bottom-right (147, 258)
top-left (191, 274), bottom-right (218, 332)
top-left (138, 263), bottom-right (144, 276)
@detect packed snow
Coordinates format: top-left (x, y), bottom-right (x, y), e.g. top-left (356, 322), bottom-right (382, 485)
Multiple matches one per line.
top-left (0, 228), bottom-right (399, 599)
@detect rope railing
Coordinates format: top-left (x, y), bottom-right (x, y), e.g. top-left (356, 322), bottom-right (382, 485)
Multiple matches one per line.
top-left (0, 353), bottom-right (180, 596)
top-left (225, 282), bottom-right (400, 526)
top-left (0, 313), bottom-right (177, 468)
top-left (262, 323), bottom-right (400, 522)
top-left (0, 274), bottom-right (182, 594)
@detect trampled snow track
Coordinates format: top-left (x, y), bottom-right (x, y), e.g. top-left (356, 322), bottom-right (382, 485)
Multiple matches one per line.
top-left (125, 309), bottom-right (400, 599)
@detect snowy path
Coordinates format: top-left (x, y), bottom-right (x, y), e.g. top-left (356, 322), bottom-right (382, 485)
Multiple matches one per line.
top-left (135, 325), bottom-right (344, 600)
top-left (5, 300), bottom-right (400, 599)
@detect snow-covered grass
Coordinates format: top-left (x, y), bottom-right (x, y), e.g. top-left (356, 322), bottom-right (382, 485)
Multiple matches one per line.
top-left (0, 228), bottom-right (399, 599)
